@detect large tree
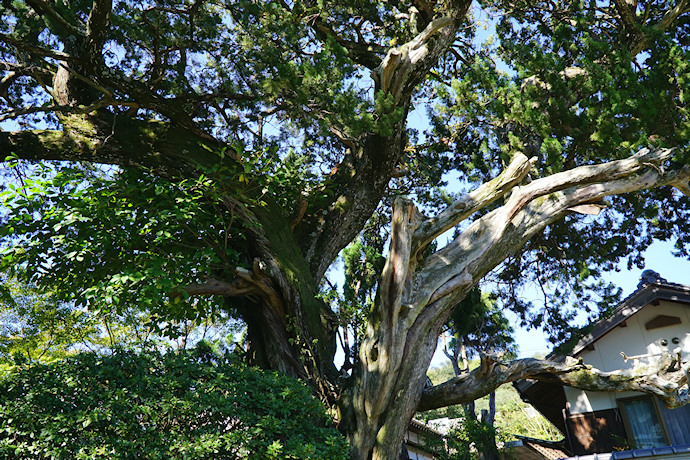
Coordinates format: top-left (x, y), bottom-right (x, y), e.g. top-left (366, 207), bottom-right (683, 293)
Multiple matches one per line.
top-left (1, 0), bottom-right (690, 458)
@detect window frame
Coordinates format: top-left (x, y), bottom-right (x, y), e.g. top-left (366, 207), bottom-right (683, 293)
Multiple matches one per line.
top-left (617, 395), bottom-right (671, 449)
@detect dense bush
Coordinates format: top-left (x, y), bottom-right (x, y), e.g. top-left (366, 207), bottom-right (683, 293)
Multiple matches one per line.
top-left (440, 418), bottom-right (499, 460)
top-left (0, 348), bottom-right (348, 459)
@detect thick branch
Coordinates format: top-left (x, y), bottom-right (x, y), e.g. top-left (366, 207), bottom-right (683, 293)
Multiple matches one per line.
top-left (410, 146), bottom-right (690, 314)
top-left (310, 21), bottom-right (384, 70)
top-left (501, 147), bottom-right (679, 219)
top-left (298, 1), bottom-right (472, 281)
top-left (176, 265), bottom-right (283, 305)
top-left (613, 0), bottom-right (641, 34)
top-left (413, 153), bottom-right (536, 254)
top-left (0, 117), bottom-right (223, 178)
top-left (179, 279), bottom-right (249, 296)
top-left (627, 0), bottom-right (689, 54)
top-left (26, 0), bottom-right (83, 36)
top-left (373, 15), bottom-right (458, 102)
top-left (85, 0), bottom-right (113, 66)
top-left (0, 33), bottom-right (73, 62)
top-left (0, 98), bottom-right (113, 122)
top-left (418, 352), bottom-right (690, 411)
top-left (657, 0), bottom-right (690, 32)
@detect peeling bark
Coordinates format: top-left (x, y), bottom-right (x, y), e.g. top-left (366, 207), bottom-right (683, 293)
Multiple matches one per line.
top-left (3, 1), bottom-right (690, 459)
top-left (340, 144), bottom-right (690, 458)
top-left (419, 352), bottom-right (690, 411)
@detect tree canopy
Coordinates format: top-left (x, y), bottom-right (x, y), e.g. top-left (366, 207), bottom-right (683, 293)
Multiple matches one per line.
top-left (1, 0), bottom-right (690, 458)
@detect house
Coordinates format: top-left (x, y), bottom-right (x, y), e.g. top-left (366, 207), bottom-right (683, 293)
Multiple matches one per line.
top-left (515, 271), bottom-right (690, 458)
top-left (405, 418), bottom-right (445, 459)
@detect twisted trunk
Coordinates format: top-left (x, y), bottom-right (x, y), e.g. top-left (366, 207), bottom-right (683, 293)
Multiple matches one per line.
top-left (4, 2), bottom-right (690, 458)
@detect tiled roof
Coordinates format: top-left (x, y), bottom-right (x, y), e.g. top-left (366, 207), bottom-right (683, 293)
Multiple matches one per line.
top-left (505, 436), bottom-right (570, 460)
top-left (409, 418), bottom-right (445, 438)
top-left (522, 437), bottom-right (570, 459)
top-left (560, 443), bottom-right (690, 459)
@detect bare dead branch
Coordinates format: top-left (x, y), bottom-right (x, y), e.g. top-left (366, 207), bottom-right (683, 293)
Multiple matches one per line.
top-left (419, 352), bottom-right (690, 411)
top-left (405, 146), bottom-right (690, 316)
top-left (413, 152), bottom-right (536, 254)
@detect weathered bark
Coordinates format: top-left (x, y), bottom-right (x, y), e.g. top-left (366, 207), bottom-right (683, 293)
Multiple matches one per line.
top-left (419, 352), bottom-right (690, 411)
top-left (3, 2), bottom-right (690, 459)
top-left (245, 201), bottom-right (340, 396)
top-left (339, 145), bottom-right (690, 458)
top-left (177, 198), bottom-right (341, 400)
top-left (612, 0), bottom-right (690, 55)
top-left (295, 0), bottom-right (473, 281)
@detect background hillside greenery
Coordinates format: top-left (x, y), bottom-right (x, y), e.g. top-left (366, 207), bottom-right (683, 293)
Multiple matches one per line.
top-left (421, 361), bottom-right (562, 442)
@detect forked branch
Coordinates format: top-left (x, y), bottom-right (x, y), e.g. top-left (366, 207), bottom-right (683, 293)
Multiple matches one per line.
top-left (413, 152), bottom-right (536, 254)
top-left (409, 146), bottom-right (690, 314)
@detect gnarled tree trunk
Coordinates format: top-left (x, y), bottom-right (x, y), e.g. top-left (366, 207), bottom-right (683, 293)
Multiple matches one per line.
top-left (3, 1), bottom-right (690, 459)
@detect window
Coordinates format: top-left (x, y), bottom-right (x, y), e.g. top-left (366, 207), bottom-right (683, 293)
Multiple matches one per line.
top-left (618, 397), bottom-right (668, 449)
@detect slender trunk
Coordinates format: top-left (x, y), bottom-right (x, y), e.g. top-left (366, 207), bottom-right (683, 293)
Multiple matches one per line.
top-left (460, 342), bottom-right (469, 374)
top-left (459, 342), bottom-right (476, 419)
top-left (481, 391), bottom-right (499, 460)
top-left (488, 391), bottom-right (496, 427)
top-left (466, 400), bottom-right (477, 421)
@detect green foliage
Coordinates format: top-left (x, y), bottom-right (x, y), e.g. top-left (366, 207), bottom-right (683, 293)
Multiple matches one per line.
top-left (439, 417), bottom-right (500, 460)
top-left (0, 348), bottom-right (349, 459)
top-left (0, 271), bottom-right (246, 378)
top-left (0, 276), bottom-right (100, 370)
top-left (2, 0), bottom-right (689, 352)
top-left (448, 288), bottom-right (516, 357)
top-left (342, 240), bottom-right (382, 307)
top-left (0, 163), bottom-right (249, 335)
top-left (493, 396), bottom-right (562, 442)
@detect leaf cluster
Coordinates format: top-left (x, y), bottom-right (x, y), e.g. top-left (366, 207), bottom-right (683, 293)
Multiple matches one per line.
top-left (0, 163), bottom-right (252, 334)
top-left (0, 275), bottom-right (100, 369)
top-left (0, 347), bottom-right (349, 459)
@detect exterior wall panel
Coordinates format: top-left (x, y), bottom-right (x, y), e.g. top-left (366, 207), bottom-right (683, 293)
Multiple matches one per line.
top-left (565, 408), bottom-right (628, 455)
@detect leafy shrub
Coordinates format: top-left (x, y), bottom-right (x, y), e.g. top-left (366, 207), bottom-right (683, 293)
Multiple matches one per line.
top-left (0, 348), bottom-right (348, 459)
top-left (428, 417), bottom-right (499, 460)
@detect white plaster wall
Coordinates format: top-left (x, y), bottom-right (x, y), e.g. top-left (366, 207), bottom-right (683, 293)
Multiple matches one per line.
top-left (565, 300), bottom-right (690, 414)
top-left (564, 386), bottom-right (615, 414)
